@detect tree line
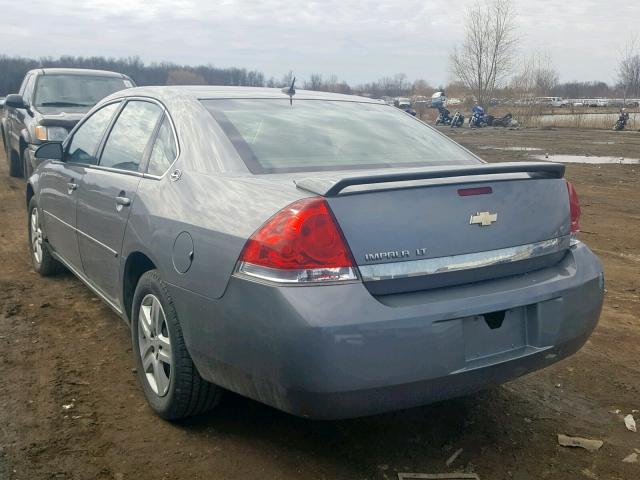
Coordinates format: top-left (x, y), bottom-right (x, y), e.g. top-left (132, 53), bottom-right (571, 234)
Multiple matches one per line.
top-left (0, 51), bottom-right (634, 102)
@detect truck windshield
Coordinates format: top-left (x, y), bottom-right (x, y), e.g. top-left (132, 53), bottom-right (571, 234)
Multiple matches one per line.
top-left (33, 75), bottom-right (130, 108)
top-left (202, 99), bottom-right (480, 174)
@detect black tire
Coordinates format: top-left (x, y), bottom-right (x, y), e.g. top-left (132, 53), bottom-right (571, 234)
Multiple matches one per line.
top-left (131, 269), bottom-right (222, 420)
top-left (8, 147), bottom-right (23, 177)
top-left (22, 148), bottom-right (33, 179)
top-left (27, 197), bottom-right (64, 276)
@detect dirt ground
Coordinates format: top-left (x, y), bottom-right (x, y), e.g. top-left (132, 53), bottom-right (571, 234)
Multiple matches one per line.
top-left (0, 127), bottom-right (638, 480)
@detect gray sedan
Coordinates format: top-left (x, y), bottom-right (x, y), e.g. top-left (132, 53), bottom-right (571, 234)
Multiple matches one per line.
top-left (27, 87), bottom-right (604, 420)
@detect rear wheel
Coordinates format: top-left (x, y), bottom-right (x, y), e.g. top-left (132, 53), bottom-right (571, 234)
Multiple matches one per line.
top-left (131, 270), bottom-right (222, 420)
top-left (28, 197), bottom-right (64, 275)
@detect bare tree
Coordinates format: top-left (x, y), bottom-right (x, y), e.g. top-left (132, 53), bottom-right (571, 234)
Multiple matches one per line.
top-left (450, 0), bottom-right (517, 107)
top-left (305, 73), bottom-right (323, 90)
top-left (618, 36), bottom-right (640, 103)
top-left (511, 52), bottom-right (559, 98)
top-left (412, 79), bottom-right (434, 96)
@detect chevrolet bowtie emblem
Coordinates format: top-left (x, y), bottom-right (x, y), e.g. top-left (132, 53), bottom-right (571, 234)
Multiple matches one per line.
top-left (470, 211), bottom-right (498, 226)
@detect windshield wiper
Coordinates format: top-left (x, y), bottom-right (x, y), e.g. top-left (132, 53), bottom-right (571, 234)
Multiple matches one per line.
top-left (39, 101), bottom-right (93, 107)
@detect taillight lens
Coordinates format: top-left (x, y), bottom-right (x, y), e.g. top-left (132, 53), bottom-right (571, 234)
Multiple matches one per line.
top-left (237, 197), bottom-right (358, 283)
top-left (566, 180), bottom-right (581, 235)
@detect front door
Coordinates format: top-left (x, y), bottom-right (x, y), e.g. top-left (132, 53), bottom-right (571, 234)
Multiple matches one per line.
top-left (76, 99), bottom-right (163, 304)
top-left (39, 101), bottom-right (122, 271)
top-left (38, 162), bottom-right (84, 270)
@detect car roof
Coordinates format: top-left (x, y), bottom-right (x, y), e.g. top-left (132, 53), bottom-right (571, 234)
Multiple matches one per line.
top-left (28, 68), bottom-right (129, 79)
top-left (111, 86), bottom-right (385, 104)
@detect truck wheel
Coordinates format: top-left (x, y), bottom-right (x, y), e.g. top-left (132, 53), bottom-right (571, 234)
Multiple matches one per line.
top-left (22, 148), bottom-right (33, 179)
top-left (28, 197), bottom-right (64, 275)
top-left (8, 148), bottom-right (23, 178)
top-left (131, 270), bottom-right (222, 420)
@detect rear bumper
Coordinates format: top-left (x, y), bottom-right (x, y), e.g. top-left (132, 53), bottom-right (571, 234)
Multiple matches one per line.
top-left (168, 242), bottom-right (603, 419)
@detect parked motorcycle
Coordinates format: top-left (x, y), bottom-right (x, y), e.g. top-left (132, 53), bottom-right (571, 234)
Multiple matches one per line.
top-left (435, 106), bottom-right (452, 126)
top-left (451, 111), bottom-right (465, 128)
top-left (492, 113), bottom-right (514, 127)
top-left (613, 109), bottom-right (630, 131)
top-left (469, 105), bottom-right (490, 128)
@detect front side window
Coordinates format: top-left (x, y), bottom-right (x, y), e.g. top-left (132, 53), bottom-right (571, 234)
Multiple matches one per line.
top-left (147, 117), bottom-right (178, 176)
top-left (202, 99), bottom-right (480, 174)
top-left (67, 102), bottom-right (120, 165)
top-left (33, 75), bottom-right (130, 108)
top-left (23, 75), bottom-right (36, 103)
top-left (99, 101), bottom-right (162, 172)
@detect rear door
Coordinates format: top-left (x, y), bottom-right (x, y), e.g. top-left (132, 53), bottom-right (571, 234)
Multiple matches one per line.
top-left (39, 101), bottom-right (121, 271)
top-left (75, 99), bottom-right (164, 303)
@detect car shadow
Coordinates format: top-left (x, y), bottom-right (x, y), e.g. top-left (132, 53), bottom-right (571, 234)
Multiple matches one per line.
top-left (177, 386), bottom-right (521, 474)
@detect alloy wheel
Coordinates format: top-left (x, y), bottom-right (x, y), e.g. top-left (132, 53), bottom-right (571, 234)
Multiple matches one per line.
top-left (30, 208), bottom-right (43, 265)
top-left (138, 294), bottom-right (172, 396)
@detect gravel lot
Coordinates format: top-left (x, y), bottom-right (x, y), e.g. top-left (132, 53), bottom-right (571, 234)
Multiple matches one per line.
top-left (1, 127), bottom-right (638, 480)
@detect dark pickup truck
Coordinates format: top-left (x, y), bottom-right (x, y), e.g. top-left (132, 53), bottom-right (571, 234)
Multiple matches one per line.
top-left (1, 68), bottom-right (134, 178)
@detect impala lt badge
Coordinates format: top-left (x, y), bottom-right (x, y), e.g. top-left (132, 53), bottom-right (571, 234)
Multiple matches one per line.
top-left (470, 211), bottom-right (498, 226)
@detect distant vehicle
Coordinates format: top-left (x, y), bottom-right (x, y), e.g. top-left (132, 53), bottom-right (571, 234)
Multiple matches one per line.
top-left (586, 98), bottom-right (609, 108)
top-left (469, 105), bottom-right (490, 128)
top-left (27, 86), bottom-right (603, 420)
top-left (394, 97), bottom-right (416, 116)
top-left (492, 113), bottom-right (515, 127)
top-left (535, 97), bottom-right (567, 108)
top-left (613, 109), bottom-right (630, 131)
top-left (430, 91), bottom-right (446, 108)
top-left (1, 68), bottom-right (135, 178)
top-left (450, 111), bottom-right (465, 127)
top-left (435, 106), bottom-right (453, 126)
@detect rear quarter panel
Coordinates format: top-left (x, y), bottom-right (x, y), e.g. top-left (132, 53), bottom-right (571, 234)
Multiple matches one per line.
top-left (122, 171), bottom-right (306, 301)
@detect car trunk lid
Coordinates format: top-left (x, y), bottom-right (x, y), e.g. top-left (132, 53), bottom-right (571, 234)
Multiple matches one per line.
top-left (297, 162), bottom-right (572, 295)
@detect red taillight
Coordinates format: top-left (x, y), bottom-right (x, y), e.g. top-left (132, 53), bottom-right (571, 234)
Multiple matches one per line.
top-left (238, 197), bottom-right (357, 283)
top-left (566, 180), bottom-right (581, 233)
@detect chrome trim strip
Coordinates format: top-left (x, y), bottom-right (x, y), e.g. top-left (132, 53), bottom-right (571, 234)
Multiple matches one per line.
top-left (42, 209), bottom-right (75, 231)
top-left (359, 236), bottom-right (570, 282)
top-left (43, 209), bottom-right (118, 257)
top-left (76, 228), bottom-right (118, 257)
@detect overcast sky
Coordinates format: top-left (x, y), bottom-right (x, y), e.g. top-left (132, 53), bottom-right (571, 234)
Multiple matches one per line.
top-left (2, 0), bottom-right (639, 86)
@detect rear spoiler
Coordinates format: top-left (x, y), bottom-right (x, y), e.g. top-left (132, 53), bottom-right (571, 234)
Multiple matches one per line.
top-left (295, 162), bottom-right (565, 197)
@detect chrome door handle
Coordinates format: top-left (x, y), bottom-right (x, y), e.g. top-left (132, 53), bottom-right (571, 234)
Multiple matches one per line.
top-left (67, 182), bottom-right (77, 194)
top-left (115, 196), bottom-right (131, 207)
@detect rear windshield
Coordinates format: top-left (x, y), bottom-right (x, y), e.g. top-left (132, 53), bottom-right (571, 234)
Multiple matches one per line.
top-left (202, 99), bottom-right (480, 174)
top-left (34, 75), bottom-right (131, 108)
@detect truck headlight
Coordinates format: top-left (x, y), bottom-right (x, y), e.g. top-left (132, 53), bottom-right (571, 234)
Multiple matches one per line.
top-left (34, 126), bottom-right (68, 142)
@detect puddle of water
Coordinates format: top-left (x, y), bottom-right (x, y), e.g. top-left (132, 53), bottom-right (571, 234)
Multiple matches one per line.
top-left (479, 146), bottom-right (542, 151)
top-left (534, 154), bottom-right (640, 164)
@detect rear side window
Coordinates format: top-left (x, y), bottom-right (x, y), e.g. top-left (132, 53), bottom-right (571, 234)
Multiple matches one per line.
top-left (100, 101), bottom-right (162, 172)
top-left (67, 102), bottom-right (120, 165)
top-left (147, 117), bottom-right (177, 176)
top-left (202, 99), bottom-right (480, 174)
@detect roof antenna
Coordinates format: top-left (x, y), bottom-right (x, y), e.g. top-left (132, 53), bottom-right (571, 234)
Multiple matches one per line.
top-left (281, 77), bottom-right (296, 105)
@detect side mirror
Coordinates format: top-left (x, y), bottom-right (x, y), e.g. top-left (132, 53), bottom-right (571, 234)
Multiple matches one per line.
top-left (35, 142), bottom-right (64, 161)
top-left (5, 94), bottom-right (27, 109)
